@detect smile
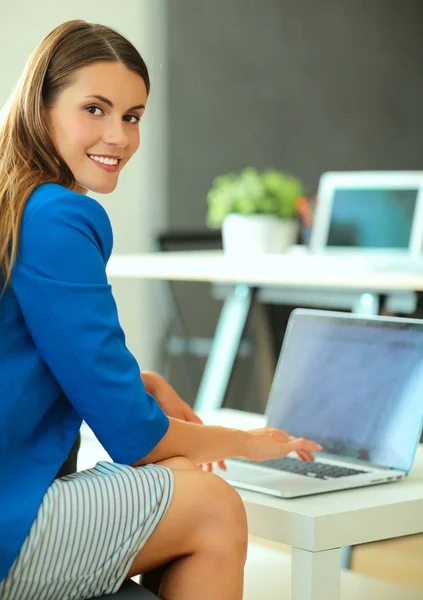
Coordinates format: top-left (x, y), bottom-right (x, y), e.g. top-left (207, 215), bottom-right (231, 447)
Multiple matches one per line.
top-left (88, 154), bottom-right (120, 165)
top-left (87, 154), bottom-right (121, 173)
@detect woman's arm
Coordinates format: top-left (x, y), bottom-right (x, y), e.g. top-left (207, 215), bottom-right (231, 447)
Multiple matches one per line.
top-left (133, 418), bottom-right (321, 466)
top-left (141, 371), bottom-right (160, 396)
top-left (141, 371), bottom-right (205, 423)
top-left (13, 188), bottom-right (169, 465)
top-left (133, 418), bottom-right (248, 466)
top-left (138, 372), bottom-right (321, 465)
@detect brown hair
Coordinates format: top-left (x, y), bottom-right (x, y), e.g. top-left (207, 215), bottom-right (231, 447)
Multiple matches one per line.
top-left (0, 20), bottom-right (150, 292)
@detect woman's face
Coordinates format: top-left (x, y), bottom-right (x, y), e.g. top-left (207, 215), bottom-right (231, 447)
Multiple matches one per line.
top-left (47, 61), bottom-right (147, 195)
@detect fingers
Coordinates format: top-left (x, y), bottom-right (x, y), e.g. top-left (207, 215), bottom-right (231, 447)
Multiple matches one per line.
top-left (286, 433), bottom-right (322, 461)
top-left (299, 451), bottom-right (315, 462)
top-left (294, 439), bottom-right (315, 461)
top-left (287, 438), bottom-right (323, 453)
top-left (200, 463), bottom-right (213, 472)
top-left (296, 450), bottom-right (314, 462)
top-left (187, 412), bottom-right (203, 425)
top-left (200, 461), bottom-right (227, 472)
top-left (246, 427), bottom-right (322, 463)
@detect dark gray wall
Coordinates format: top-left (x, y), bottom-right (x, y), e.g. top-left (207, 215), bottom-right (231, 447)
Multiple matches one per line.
top-left (168, 0), bottom-right (423, 228)
top-left (165, 0), bottom-right (423, 409)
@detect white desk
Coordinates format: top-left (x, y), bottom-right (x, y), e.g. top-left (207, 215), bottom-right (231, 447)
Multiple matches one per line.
top-left (202, 409), bottom-right (423, 600)
top-left (107, 250), bottom-right (423, 412)
top-left (107, 250), bottom-right (423, 290)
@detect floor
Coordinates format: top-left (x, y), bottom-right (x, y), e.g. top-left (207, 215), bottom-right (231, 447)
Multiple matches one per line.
top-left (244, 541), bottom-right (422, 600)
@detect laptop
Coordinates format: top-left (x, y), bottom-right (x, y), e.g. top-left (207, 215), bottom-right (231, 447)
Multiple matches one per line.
top-left (222, 309), bottom-right (423, 498)
top-left (308, 171), bottom-right (423, 270)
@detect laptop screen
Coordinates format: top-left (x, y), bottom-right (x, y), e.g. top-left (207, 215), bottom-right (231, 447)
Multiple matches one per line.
top-left (327, 188), bottom-right (418, 248)
top-left (267, 313), bottom-right (423, 472)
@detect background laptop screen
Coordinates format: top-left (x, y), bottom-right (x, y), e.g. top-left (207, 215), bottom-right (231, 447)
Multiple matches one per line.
top-left (327, 188), bottom-right (418, 248)
top-left (267, 315), bottom-right (423, 472)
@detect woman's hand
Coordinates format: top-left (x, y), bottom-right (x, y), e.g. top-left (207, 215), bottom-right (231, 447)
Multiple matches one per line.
top-left (142, 372), bottom-right (226, 472)
top-left (244, 428), bottom-right (322, 462)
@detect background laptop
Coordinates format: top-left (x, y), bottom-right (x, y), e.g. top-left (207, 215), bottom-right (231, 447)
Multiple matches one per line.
top-left (308, 171), bottom-right (423, 268)
top-left (222, 309), bottom-right (423, 498)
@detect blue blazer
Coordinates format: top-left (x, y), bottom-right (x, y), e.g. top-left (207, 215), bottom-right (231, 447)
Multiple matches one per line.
top-left (0, 183), bottom-right (169, 582)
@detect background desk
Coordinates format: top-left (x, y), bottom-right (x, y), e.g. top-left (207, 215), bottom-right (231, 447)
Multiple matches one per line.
top-left (108, 250), bottom-right (423, 290)
top-left (107, 250), bottom-right (423, 412)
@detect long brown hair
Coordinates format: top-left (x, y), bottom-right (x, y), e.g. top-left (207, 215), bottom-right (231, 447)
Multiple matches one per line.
top-left (0, 20), bottom-right (150, 292)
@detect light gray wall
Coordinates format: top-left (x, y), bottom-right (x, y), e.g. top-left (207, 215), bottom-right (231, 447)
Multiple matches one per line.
top-left (168, 0), bottom-right (423, 229)
top-left (0, 0), bottom-right (168, 370)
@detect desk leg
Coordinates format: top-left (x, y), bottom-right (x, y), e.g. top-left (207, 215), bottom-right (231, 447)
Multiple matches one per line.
top-left (291, 548), bottom-right (341, 600)
top-left (353, 293), bottom-right (379, 315)
top-left (194, 284), bottom-right (255, 412)
top-left (340, 545), bottom-right (352, 569)
top-left (345, 290), bottom-right (379, 568)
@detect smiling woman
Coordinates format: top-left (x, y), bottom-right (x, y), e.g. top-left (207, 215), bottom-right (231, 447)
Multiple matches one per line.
top-left (0, 20), bottom-right (151, 291)
top-left (0, 18), bottom-right (320, 600)
top-left (47, 61), bottom-right (147, 195)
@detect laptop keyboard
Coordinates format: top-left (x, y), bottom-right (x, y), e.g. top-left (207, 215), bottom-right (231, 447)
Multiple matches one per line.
top-left (232, 456), bottom-right (367, 480)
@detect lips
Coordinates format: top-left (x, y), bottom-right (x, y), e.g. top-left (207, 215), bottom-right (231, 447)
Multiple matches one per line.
top-left (87, 154), bottom-right (120, 173)
top-left (88, 154), bottom-right (121, 165)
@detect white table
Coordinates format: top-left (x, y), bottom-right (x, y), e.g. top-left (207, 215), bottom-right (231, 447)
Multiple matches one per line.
top-left (107, 249), bottom-right (423, 290)
top-left (202, 409), bottom-right (423, 600)
top-left (107, 250), bottom-right (423, 412)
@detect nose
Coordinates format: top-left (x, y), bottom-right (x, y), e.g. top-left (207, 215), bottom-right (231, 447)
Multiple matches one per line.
top-left (102, 117), bottom-right (129, 148)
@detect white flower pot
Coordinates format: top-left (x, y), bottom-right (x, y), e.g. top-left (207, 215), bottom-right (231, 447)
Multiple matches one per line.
top-left (222, 214), bottom-right (299, 255)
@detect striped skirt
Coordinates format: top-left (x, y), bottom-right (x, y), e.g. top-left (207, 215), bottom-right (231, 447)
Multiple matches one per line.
top-left (0, 461), bottom-right (174, 600)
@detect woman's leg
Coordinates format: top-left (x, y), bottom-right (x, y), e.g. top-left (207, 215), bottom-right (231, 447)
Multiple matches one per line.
top-left (126, 457), bottom-right (248, 600)
top-left (140, 458), bottom-right (202, 595)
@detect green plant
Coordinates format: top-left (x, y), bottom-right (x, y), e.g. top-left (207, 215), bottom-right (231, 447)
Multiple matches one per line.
top-left (207, 167), bottom-right (304, 228)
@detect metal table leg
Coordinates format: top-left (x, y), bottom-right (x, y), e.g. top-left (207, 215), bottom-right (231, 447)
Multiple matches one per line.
top-left (353, 292), bottom-right (379, 316)
top-left (159, 280), bottom-right (203, 397)
top-left (340, 546), bottom-right (352, 570)
top-left (194, 284), bottom-right (255, 412)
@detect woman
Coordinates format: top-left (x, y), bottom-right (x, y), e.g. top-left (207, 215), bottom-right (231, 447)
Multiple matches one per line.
top-left (0, 20), bottom-right (321, 600)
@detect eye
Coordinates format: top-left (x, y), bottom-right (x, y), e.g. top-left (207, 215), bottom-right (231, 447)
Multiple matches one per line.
top-left (85, 105), bottom-right (104, 116)
top-left (123, 114), bottom-right (141, 124)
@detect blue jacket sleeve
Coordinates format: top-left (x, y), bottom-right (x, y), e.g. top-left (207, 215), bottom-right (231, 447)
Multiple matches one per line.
top-left (12, 186), bottom-right (169, 464)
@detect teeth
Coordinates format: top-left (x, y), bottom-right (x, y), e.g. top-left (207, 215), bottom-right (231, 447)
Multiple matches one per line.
top-left (89, 155), bottom-right (119, 166)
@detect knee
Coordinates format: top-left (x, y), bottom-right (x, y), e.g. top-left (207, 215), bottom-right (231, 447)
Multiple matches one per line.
top-left (197, 474), bottom-right (248, 552)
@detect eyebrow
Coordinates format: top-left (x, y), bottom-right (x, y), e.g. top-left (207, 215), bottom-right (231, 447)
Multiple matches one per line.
top-left (84, 94), bottom-right (145, 112)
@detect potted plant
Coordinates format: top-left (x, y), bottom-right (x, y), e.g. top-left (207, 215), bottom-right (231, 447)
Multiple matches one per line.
top-left (207, 167), bottom-right (304, 254)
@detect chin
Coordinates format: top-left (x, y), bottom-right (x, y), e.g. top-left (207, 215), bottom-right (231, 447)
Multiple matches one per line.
top-left (79, 178), bottom-right (119, 195)
top-left (92, 181), bottom-right (118, 194)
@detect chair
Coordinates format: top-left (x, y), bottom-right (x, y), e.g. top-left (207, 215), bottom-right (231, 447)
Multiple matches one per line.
top-left (85, 579), bottom-right (158, 599)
